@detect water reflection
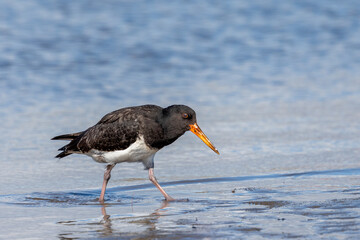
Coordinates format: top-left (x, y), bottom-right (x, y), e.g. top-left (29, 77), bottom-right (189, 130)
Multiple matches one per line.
top-left (99, 204), bottom-right (112, 237)
top-left (95, 201), bottom-right (171, 238)
top-left (11, 170), bottom-right (360, 239)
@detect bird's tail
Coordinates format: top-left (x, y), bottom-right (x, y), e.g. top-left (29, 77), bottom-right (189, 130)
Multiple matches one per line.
top-left (55, 151), bottom-right (72, 158)
top-left (51, 131), bottom-right (83, 141)
top-left (52, 131), bottom-right (84, 158)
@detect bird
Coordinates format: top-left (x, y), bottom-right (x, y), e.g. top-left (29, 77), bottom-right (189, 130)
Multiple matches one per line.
top-left (52, 104), bottom-right (219, 202)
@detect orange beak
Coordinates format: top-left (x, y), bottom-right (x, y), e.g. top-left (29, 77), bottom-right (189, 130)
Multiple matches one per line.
top-left (189, 123), bottom-right (219, 154)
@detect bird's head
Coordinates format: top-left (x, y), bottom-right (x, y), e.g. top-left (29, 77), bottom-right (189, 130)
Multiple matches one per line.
top-left (162, 105), bottom-right (219, 154)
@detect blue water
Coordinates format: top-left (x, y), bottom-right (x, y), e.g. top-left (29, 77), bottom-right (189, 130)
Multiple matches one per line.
top-left (1, 0), bottom-right (360, 239)
top-left (1, 0), bottom-right (360, 110)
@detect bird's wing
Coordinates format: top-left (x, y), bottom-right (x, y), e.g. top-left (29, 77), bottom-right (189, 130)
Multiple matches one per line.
top-left (97, 109), bottom-right (124, 124)
top-left (55, 106), bottom-right (164, 157)
top-left (75, 120), bottom-right (140, 152)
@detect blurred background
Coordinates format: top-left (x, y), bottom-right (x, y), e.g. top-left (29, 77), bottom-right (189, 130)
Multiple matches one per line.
top-left (1, 0), bottom-right (360, 239)
top-left (2, 1), bottom-right (360, 110)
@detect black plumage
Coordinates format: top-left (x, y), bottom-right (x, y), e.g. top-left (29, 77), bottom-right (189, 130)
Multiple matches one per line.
top-left (53, 105), bottom-right (196, 157)
top-left (52, 104), bottom-right (218, 202)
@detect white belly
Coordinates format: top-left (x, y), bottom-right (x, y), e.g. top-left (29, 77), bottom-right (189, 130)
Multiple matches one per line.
top-left (86, 136), bottom-right (158, 168)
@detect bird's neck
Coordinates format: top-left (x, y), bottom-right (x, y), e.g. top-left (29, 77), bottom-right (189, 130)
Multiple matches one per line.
top-left (148, 115), bottom-right (186, 149)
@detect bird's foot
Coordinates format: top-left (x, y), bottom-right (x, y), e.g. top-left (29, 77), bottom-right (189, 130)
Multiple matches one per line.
top-left (165, 196), bottom-right (176, 202)
top-left (164, 197), bottom-right (189, 202)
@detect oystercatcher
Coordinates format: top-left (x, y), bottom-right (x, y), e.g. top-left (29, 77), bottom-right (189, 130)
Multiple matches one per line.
top-left (52, 105), bottom-right (219, 202)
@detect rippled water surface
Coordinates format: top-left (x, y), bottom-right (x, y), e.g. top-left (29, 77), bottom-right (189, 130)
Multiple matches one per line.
top-left (1, 0), bottom-right (360, 239)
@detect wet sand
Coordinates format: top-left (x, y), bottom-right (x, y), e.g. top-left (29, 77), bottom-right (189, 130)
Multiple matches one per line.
top-left (1, 101), bottom-right (360, 239)
top-left (1, 167), bottom-right (360, 239)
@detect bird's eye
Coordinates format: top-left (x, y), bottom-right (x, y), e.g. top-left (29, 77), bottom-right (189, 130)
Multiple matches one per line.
top-left (182, 113), bottom-right (189, 119)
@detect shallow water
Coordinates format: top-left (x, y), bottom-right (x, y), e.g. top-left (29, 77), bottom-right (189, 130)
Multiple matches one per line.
top-left (1, 168), bottom-right (360, 239)
top-left (1, 0), bottom-right (360, 239)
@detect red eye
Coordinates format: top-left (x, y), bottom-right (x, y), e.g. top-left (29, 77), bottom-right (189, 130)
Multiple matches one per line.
top-left (182, 113), bottom-right (189, 119)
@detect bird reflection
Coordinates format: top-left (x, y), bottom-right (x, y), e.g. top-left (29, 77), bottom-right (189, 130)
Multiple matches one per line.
top-left (152, 200), bottom-right (171, 216)
top-left (99, 203), bottom-right (113, 236)
top-left (98, 200), bottom-right (171, 237)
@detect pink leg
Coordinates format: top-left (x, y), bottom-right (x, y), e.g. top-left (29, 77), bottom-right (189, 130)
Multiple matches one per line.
top-left (99, 164), bottom-right (116, 203)
top-left (148, 168), bottom-right (175, 201)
